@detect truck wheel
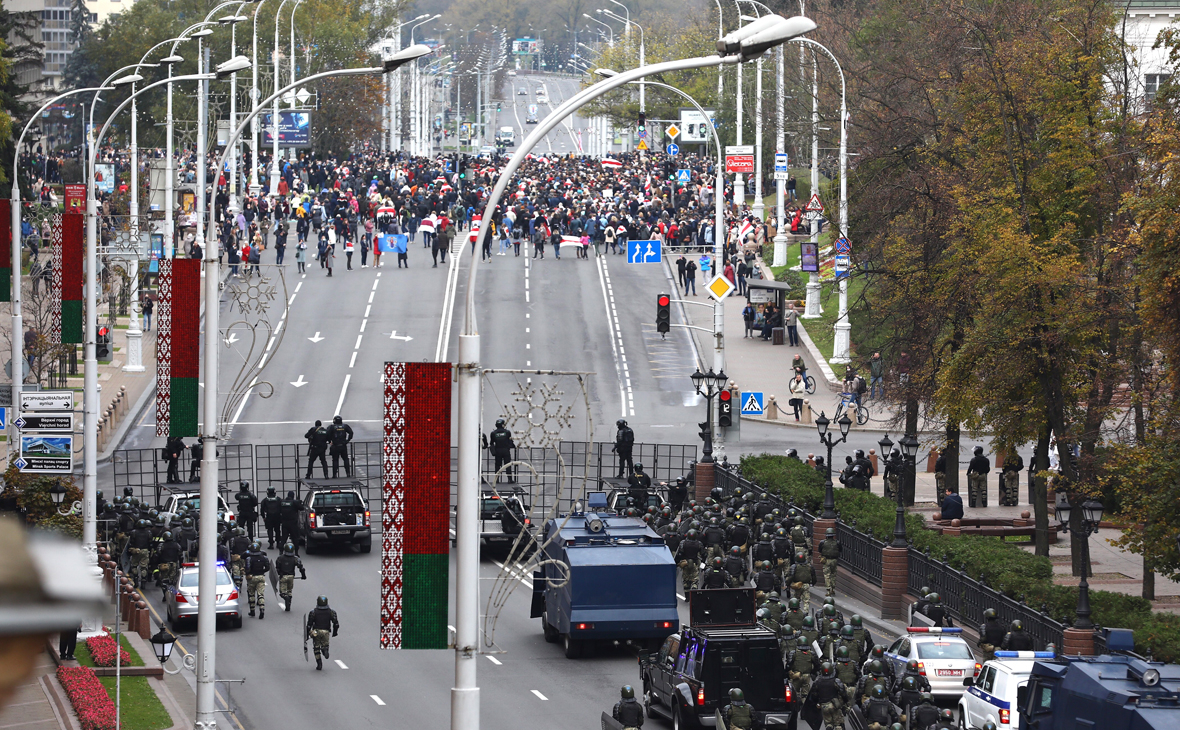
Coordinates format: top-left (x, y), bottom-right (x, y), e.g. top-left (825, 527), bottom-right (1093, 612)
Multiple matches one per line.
top-left (957, 713), bottom-right (967, 730)
top-left (672, 705), bottom-right (685, 730)
top-left (358, 539), bottom-right (372, 554)
top-left (644, 686), bottom-right (657, 719)
top-left (562, 634), bottom-right (581, 659)
top-left (542, 613), bottom-right (559, 643)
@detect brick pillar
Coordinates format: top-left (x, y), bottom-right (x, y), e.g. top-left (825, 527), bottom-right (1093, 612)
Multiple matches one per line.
top-left (1063, 627), bottom-right (1096, 656)
top-left (881, 546), bottom-right (909, 620)
top-left (812, 518), bottom-right (836, 573)
top-left (695, 461), bottom-right (715, 502)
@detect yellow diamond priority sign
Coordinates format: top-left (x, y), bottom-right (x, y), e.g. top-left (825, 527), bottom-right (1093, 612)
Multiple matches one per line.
top-left (706, 275), bottom-right (734, 301)
top-left (666, 124), bottom-right (680, 139)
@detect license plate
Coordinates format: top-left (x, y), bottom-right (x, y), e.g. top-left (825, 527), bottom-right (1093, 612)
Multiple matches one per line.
top-left (937, 669), bottom-right (963, 677)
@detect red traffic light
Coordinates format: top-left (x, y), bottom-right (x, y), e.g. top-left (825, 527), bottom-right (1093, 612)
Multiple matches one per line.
top-left (658, 295), bottom-right (670, 307)
top-left (719, 389), bottom-right (731, 401)
top-left (97, 326), bottom-right (109, 337)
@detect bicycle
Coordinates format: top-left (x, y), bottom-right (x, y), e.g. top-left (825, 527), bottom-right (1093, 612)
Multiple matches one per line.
top-left (792, 369), bottom-right (817, 394)
top-left (835, 393), bottom-right (870, 426)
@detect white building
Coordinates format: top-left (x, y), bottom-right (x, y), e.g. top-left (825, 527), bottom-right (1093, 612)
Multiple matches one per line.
top-left (1122, 0), bottom-right (1175, 99)
top-left (8, 0), bottom-right (124, 91)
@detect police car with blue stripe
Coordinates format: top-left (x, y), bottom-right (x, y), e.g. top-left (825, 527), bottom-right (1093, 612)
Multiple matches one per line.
top-left (960, 650), bottom-right (1055, 729)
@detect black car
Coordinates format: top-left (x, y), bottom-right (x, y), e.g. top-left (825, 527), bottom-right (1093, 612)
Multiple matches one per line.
top-left (298, 479), bottom-right (371, 554)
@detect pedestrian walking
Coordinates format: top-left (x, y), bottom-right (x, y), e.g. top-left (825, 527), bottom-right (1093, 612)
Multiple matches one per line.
top-left (743, 302), bottom-right (756, 338)
top-left (325, 244), bottom-right (335, 277)
top-left (142, 296), bottom-right (153, 332)
top-left (685, 257), bottom-right (698, 295)
top-left (295, 241), bottom-right (307, 273)
top-left (785, 304), bottom-right (799, 347)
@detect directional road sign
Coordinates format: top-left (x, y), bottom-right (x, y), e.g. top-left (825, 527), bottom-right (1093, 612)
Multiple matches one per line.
top-left (676, 169), bottom-right (691, 183)
top-left (13, 414), bottom-right (73, 432)
top-left (0, 407), bottom-right (6, 430)
top-left (740, 391), bottom-right (765, 416)
top-left (628, 239), bottom-right (662, 264)
top-left (666, 143), bottom-right (680, 156)
top-left (18, 434), bottom-right (74, 474)
top-left (19, 390), bottom-right (73, 412)
top-left (706, 274), bottom-right (735, 301)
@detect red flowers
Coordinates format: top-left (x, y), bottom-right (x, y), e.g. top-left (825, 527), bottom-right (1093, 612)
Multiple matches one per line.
top-left (84, 634), bottom-right (131, 668)
top-left (56, 666), bottom-right (116, 730)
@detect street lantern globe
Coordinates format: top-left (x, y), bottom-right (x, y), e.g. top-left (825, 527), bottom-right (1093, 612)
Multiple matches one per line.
top-left (49, 483), bottom-right (66, 505)
top-left (1081, 500), bottom-right (1104, 525)
top-left (1055, 495), bottom-right (1072, 526)
top-left (815, 411), bottom-right (829, 437)
top-left (837, 412), bottom-right (852, 438)
top-left (150, 627), bottom-right (176, 664)
top-left (878, 433), bottom-right (893, 455)
top-left (712, 369), bottom-right (728, 392)
top-left (690, 368), bottom-right (706, 395)
top-left (900, 434), bottom-right (921, 459)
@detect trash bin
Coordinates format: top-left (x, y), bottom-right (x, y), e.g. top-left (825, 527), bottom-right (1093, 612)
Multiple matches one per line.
top-left (772, 327), bottom-right (785, 346)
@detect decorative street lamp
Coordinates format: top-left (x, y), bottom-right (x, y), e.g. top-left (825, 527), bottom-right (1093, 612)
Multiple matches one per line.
top-left (49, 483), bottom-right (81, 516)
top-left (691, 368), bottom-right (728, 463)
top-left (890, 433), bottom-right (921, 547)
top-left (878, 432), bottom-right (893, 499)
top-left (1055, 496), bottom-right (1104, 630)
top-left (816, 410), bottom-right (852, 519)
top-left (900, 433), bottom-right (920, 506)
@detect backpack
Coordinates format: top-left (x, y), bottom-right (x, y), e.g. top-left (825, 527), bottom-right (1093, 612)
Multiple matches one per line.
top-left (856, 376), bottom-right (868, 395)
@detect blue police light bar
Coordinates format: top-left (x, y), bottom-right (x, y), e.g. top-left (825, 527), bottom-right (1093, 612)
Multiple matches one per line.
top-left (994, 651), bottom-right (1056, 659)
top-left (907, 627), bottom-right (963, 634)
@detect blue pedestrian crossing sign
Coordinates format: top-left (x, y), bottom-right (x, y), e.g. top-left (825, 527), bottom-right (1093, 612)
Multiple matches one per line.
top-left (0, 407), bottom-right (6, 430)
top-left (667, 143), bottom-right (680, 156)
top-left (627, 239), bottom-right (662, 264)
top-left (740, 391), bottom-right (764, 416)
top-left (676, 169), bottom-right (691, 183)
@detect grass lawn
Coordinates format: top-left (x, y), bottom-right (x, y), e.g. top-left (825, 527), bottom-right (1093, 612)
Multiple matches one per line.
top-left (97, 676), bottom-right (172, 730)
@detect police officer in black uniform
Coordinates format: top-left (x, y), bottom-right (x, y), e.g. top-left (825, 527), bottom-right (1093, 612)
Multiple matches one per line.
top-left (164, 437), bottom-right (185, 484)
top-left (275, 542), bottom-right (307, 611)
top-left (326, 415), bottom-right (354, 478)
top-left (127, 519), bottom-right (154, 588)
top-left (668, 477), bottom-right (688, 514)
top-left (628, 463), bottom-right (652, 505)
top-left (967, 445), bottom-right (991, 508)
top-left (304, 420), bottom-right (330, 479)
top-left (862, 684), bottom-right (901, 729)
top-left (612, 686), bottom-right (644, 729)
top-left (260, 487), bottom-right (283, 548)
top-left (189, 438), bottom-right (203, 482)
top-left (487, 419), bottom-right (515, 483)
top-left (306, 595), bottom-right (340, 670)
top-left (235, 481), bottom-right (259, 541)
top-left (154, 530), bottom-right (183, 589)
top-left (279, 490), bottom-right (301, 551)
top-left (613, 419), bottom-right (635, 478)
top-left (909, 692), bottom-right (941, 730)
top-left (803, 662), bottom-right (847, 730)
top-left (922, 593), bottom-right (954, 627)
top-left (1001, 620), bottom-right (1035, 651)
top-left (978, 607), bottom-right (1007, 659)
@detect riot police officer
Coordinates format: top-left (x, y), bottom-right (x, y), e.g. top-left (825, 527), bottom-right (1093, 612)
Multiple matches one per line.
top-left (668, 477), bottom-right (688, 514)
top-left (127, 519), bottom-right (154, 588)
top-left (674, 529), bottom-right (703, 593)
top-left (900, 659), bottom-right (932, 694)
top-left (164, 436), bottom-right (185, 484)
top-left (979, 608), bottom-right (1007, 659)
top-left (752, 560), bottom-right (781, 600)
top-left (279, 490), bottom-right (301, 550)
top-left (787, 635), bottom-right (819, 701)
top-left (819, 528), bottom-right (842, 597)
top-left (722, 688), bottom-right (754, 730)
top-left (275, 541), bottom-right (306, 611)
top-left (806, 662), bottom-right (847, 730)
top-left (702, 517), bottom-right (727, 560)
top-left (883, 448), bottom-right (903, 501)
top-left (783, 597), bottom-right (807, 632)
top-left (724, 546), bottom-right (747, 587)
top-left (235, 482), bottom-right (259, 541)
top-left (893, 675), bottom-right (923, 717)
top-left (487, 419), bottom-right (515, 483)
top-left (700, 557), bottom-right (731, 589)
top-left (909, 692), bottom-right (941, 730)
top-left (967, 445), bottom-right (991, 508)
top-left (326, 415), bottom-right (354, 478)
top-left (922, 593), bottom-right (953, 627)
top-left (1001, 619), bottom-right (1035, 651)
top-left (1002, 452), bottom-right (1024, 506)
top-left (862, 684), bottom-right (901, 730)
top-left (853, 449), bottom-right (876, 489)
top-left (244, 541), bottom-right (271, 619)
top-left (613, 419), bottom-right (635, 478)
top-left (304, 420), bottom-right (330, 479)
top-left (306, 595), bottom-right (340, 670)
top-left (834, 646), bottom-right (860, 705)
top-left (154, 530), bottom-right (182, 589)
top-left (260, 487), bottom-right (283, 549)
top-left (229, 527), bottom-right (252, 587)
top-left (612, 685), bottom-right (644, 730)
top-left (787, 550), bottom-right (816, 613)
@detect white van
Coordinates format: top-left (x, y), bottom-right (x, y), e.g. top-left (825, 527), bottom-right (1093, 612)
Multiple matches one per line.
top-left (495, 126), bottom-right (516, 147)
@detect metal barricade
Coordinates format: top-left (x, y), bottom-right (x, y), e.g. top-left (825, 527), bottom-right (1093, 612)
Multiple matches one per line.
top-left (836, 521), bottom-right (883, 585)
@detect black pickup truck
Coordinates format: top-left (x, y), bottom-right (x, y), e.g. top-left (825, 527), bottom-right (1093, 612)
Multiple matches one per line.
top-left (639, 588), bottom-right (796, 729)
top-left (298, 478), bottom-right (371, 554)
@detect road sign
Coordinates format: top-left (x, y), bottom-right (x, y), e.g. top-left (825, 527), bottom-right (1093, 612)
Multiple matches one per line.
top-left (18, 434), bottom-right (74, 474)
top-left (0, 407), bottom-right (5, 430)
top-left (20, 390), bottom-right (74, 412)
top-left (0, 384), bottom-right (11, 407)
top-left (805, 192), bottom-right (824, 212)
top-left (666, 143), bottom-right (680, 156)
top-left (636, 139), bottom-right (649, 151)
top-left (637, 129), bottom-right (648, 139)
top-left (14, 414), bottom-right (73, 432)
top-left (666, 124), bottom-right (680, 139)
top-left (834, 254), bottom-right (851, 279)
top-left (726, 145), bottom-right (755, 155)
top-left (676, 169), bottom-right (691, 183)
top-left (725, 146), bottom-right (755, 174)
top-left (774, 152), bottom-right (789, 181)
top-left (628, 239), bottom-right (662, 264)
top-left (835, 237), bottom-right (851, 254)
top-left (706, 275), bottom-right (735, 301)
top-left (740, 391), bottom-right (765, 416)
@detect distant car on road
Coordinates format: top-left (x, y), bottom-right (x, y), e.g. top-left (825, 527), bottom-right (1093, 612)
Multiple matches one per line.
top-left (526, 114), bottom-right (538, 124)
top-left (298, 479), bottom-right (371, 554)
top-left (160, 490), bottom-right (235, 526)
top-left (165, 562), bottom-right (242, 629)
top-left (518, 86), bottom-right (528, 95)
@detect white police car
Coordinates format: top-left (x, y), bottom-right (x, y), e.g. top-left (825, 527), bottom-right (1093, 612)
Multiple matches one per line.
top-left (884, 627), bottom-right (981, 698)
top-left (959, 651), bottom-right (1055, 729)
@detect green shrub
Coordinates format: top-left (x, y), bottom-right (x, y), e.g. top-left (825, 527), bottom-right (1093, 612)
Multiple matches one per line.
top-left (740, 454), bottom-right (1177, 660)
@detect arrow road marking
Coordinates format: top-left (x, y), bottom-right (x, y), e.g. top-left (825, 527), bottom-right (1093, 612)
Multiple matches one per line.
top-left (290, 375), bottom-right (308, 388)
top-left (223, 332), bottom-right (239, 345)
top-left (388, 331), bottom-right (412, 342)
top-left (308, 332), bottom-right (324, 343)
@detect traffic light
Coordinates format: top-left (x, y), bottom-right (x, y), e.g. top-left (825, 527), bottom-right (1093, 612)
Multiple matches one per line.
top-left (637, 111), bottom-right (646, 132)
top-left (497, 102), bottom-right (502, 112)
top-left (718, 388), bottom-right (733, 428)
top-left (96, 325), bottom-right (112, 361)
top-left (458, 157), bottom-right (467, 180)
top-left (656, 293), bottom-right (670, 336)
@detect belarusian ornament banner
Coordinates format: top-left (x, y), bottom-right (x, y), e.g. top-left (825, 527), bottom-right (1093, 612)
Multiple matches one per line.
top-left (48, 212), bottom-right (83, 344)
top-left (0, 200), bottom-right (11, 302)
top-left (155, 258), bottom-right (200, 437)
top-left (380, 362), bottom-right (451, 650)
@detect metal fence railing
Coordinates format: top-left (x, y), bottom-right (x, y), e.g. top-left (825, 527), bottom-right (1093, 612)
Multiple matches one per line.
top-left (110, 444), bottom-right (254, 506)
top-left (838, 521), bottom-right (884, 586)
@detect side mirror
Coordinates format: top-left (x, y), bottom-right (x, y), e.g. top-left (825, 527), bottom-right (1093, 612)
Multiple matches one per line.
top-left (1017, 685), bottom-right (1028, 709)
top-left (962, 677), bottom-right (974, 687)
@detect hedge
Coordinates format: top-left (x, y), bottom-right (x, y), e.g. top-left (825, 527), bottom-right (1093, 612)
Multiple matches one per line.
top-left (739, 454), bottom-right (1180, 662)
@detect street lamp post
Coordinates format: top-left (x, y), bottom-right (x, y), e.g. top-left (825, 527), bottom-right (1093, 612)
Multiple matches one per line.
top-left (601, 10), bottom-right (644, 112)
top-left (690, 368), bottom-right (727, 462)
top-left (1056, 498), bottom-right (1104, 630)
top-left (889, 433), bottom-right (920, 546)
top-left (815, 411), bottom-right (852, 519)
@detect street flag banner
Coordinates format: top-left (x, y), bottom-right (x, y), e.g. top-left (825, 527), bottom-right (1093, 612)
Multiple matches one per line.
top-left (155, 259), bottom-right (200, 437)
top-left (49, 213), bottom-right (83, 344)
top-left (378, 233), bottom-right (408, 254)
top-left (0, 200), bottom-right (10, 302)
top-left (601, 158), bottom-right (623, 168)
top-left (381, 362), bottom-right (451, 650)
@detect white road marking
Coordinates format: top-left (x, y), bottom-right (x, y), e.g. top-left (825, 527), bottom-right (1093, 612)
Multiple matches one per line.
top-left (596, 255), bottom-right (634, 417)
top-left (486, 655), bottom-right (502, 666)
top-left (335, 660), bottom-right (348, 669)
top-left (349, 352), bottom-right (357, 368)
top-left (370, 695), bottom-right (385, 706)
top-left (334, 373), bottom-right (351, 416)
top-left (364, 304), bottom-right (371, 318)
top-left (490, 559), bottom-right (532, 588)
top-left (372, 279), bottom-right (380, 291)
top-left (531, 690), bottom-right (548, 701)
top-left (368, 291), bottom-right (375, 304)
top-left (359, 319), bottom-right (367, 333)
top-left (354, 335), bottom-right (363, 349)
top-left (295, 281), bottom-right (303, 293)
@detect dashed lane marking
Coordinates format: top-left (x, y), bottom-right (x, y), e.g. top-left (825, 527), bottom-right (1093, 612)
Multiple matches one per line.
top-left (486, 656), bottom-right (502, 666)
top-left (335, 660), bottom-right (348, 669)
top-left (531, 690), bottom-right (548, 701)
top-left (371, 695), bottom-right (385, 706)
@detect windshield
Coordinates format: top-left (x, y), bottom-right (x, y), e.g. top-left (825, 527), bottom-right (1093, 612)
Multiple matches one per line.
top-left (313, 493), bottom-right (363, 508)
top-left (917, 641), bottom-right (974, 660)
top-left (179, 568), bottom-right (234, 589)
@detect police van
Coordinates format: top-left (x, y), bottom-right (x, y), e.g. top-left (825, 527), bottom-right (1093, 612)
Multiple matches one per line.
top-left (959, 651), bottom-right (1055, 728)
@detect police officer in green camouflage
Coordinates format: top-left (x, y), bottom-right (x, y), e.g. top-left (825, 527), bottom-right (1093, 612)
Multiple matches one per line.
top-left (834, 646), bottom-right (861, 705)
top-left (787, 635), bottom-right (819, 704)
top-left (838, 625), bottom-right (861, 663)
top-left (787, 550), bottom-right (816, 613)
top-left (760, 591), bottom-right (785, 624)
top-left (244, 541), bottom-right (270, 619)
top-left (722, 688), bottom-right (754, 730)
top-left (819, 528), bottom-right (842, 597)
top-left (808, 662), bottom-right (847, 730)
top-left (306, 595), bottom-right (340, 670)
top-left (783, 597), bottom-right (806, 632)
top-left (275, 542), bottom-right (306, 611)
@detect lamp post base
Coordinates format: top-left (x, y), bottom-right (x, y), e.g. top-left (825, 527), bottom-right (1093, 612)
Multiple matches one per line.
top-left (123, 327), bottom-right (145, 373)
top-left (772, 231), bottom-right (787, 268)
top-left (751, 200), bottom-right (765, 221)
top-left (832, 319), bottom-right (851, 364)
top-left (803, 278), bottom-right (821, 319)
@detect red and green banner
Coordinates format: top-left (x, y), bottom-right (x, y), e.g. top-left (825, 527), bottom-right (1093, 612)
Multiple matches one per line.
top-left (49, 213), bottom-right (83, 344)
top-left (380, 362), bottom-right (452, 650)
top-left (0, 199), bottom-right (11, 303)
top-left (155, 259), bottom-right (200, 437)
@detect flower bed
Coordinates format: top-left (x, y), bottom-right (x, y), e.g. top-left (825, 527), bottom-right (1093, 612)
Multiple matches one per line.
top-left (56, 666), bottom-right (116, 730)
top-left (84, 634), bottom-right (132, 668)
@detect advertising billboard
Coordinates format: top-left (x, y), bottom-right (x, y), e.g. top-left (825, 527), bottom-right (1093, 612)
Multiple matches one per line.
top-left (679, 108), bottom-right (717, 143)
top-left (261, 111), bottom-right (312, 146)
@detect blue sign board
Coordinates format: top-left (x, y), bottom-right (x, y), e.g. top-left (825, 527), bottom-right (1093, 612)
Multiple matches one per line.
top-left (740, 392), bottom-right (764, 416)
top-left (261, 111), bottom-right (312, 146)
top-left (774, 152), bottom-right (789, 173)
top-left (0, 407), bottom-right (6, 430)
top-left (667, 143), bottom-right (680, 156)
top-left (627, 239), bottom-right (661, 264)
top-left (676, 169), bottom-right (691, 183)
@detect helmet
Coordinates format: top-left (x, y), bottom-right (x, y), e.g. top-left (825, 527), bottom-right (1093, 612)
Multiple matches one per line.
top-left (823, 604), bottom-right (837, 618)
top-left (123, 487), bottom-right (134, 497)
top-left (148, 508), bottom-right (159, 519)
top-left (929, 593), bottom-right (941, 604)
top-left (761, 532), bottom-right (772, 542)
top-left (775, 528), bottom-right (787, 538)
top-left (317, 595), bottom-right (329, 607)
top-left (1011, 620), bottom-right (1024, 632)
top-left (851, 614), bottom-right (863, 627)
top-left (234, 527), bottom-right (246, 537)
top-left (902, 676), bottom-right (918, 691)
top-left (871, 684), bottom-right (886, 699)
top-left (825, 528), bottom-right (835, 537)
top-left (941, 709), bottom-right (955, 721)
top-left (982, 723), bottom-right (998, 730)
top-left (891, 725), bottom-right (905, 730)
top-left (760, 493), bottom-right (769, 501)
top-left (284, 542), bottom-right (295, 555)
top-left (495, 418), bottom-right (505, 428)
top-left (837, 646), bottom-right (850, 659)
top-left (797, 636), bottom-right (810, 648)
top-left (906, 659), bottom-right (920, 673)
top-left (781, 625), bottom-right (796, 640)
top-left (726, 508), bottom-right (736, 519)
top-left (920, 585), bottom-right (931, 596)
top-left (686, 530), bottom-right (699, 540)
top-left (984, 608), bottom-right (998, 620)
top-left (1045, 643), bottom-right (1057, 655)
top-left (249, 541), bottom-right (261, 552)
top-left (788, 598), bottom-right (800, 610)
top-left (137, 519), bottom-right (149, 529)
top-left (162, 531), bottom-right (174, 541)
top-left (920, 691), bottom-right (933, 704)
top-left (828, 621), bottom-right (840, 635)
top-left (712, 557), bottom-right (724, 569)
top-left (841, 625), bottom-right (854, 639)
top-left (710, 517), bottom-right (719, 526)
top-left (974, 445), bottom-right (984, 455)
top-left (869, 660), bottom-right (885, 675)
top-left (821, 662), bottom-right (834, 677)
top-left (891, 448), bottom-right (901, 458)
top-left (824, 596), bottom-right (836, 607)
top-left (267, 487), bottom-right (276, 495)
top-left (766, 591), bottom-right (779, 601)
top-left (762, 561), bottom-right (774, 571)
top-left (333, 415), bottom-right (343, 425)
top-left (620, 685), bottom-right (635, 700)
top-left (181, 517), bottom-right (193, 529)
top-left (634, 463), bottom-right (644, 472)
top-left (870, 644), bottom-right (885, 660)
top-left (616, 419), bottom-right (627, 428)
top-left (731, 546), bottom-right (741, 556)
top-left (794, 516), bottom-right (804, 526)
top-left (802, 616), bottom-right (815, 629)
top-left (129, 497), bottom-right (141, 508)
top-left (732, 487), bottom-right (743, 498)
top-left (855, 449), bottom-right (865, 460)
top-left (728, 688), bottom-right (744, 703)
top-left (757, 608), bottom-right (770, 621)
top-left (795, 551), bottom-right (807, 562)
